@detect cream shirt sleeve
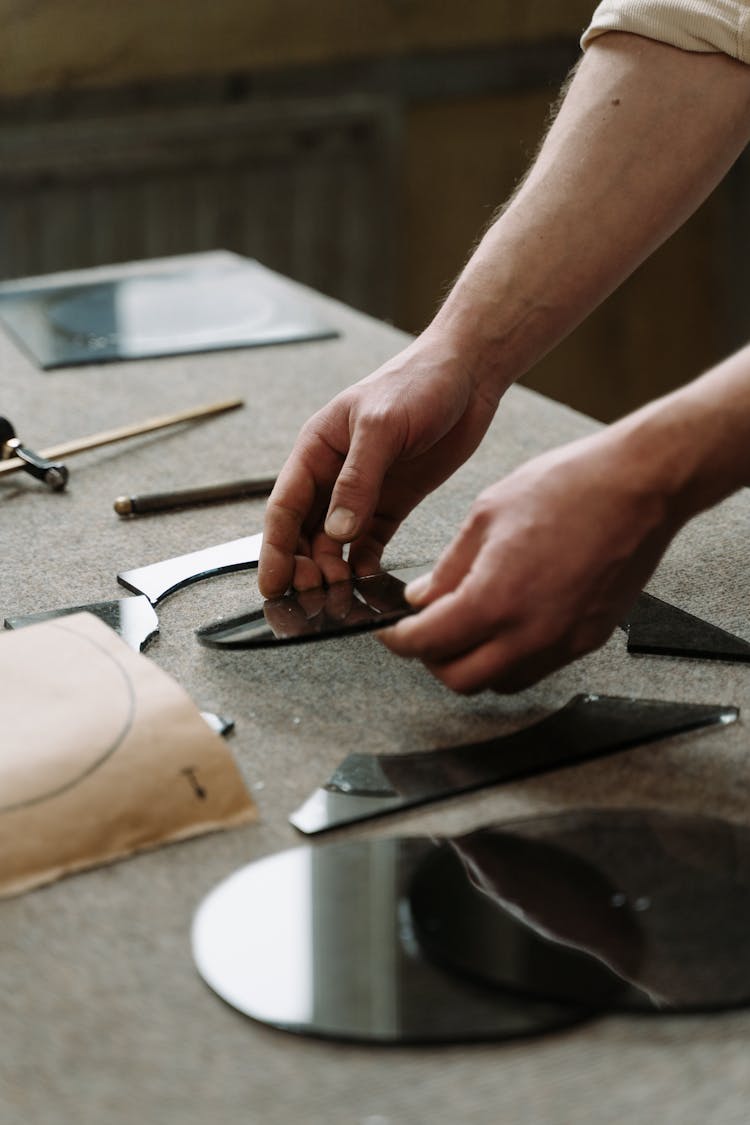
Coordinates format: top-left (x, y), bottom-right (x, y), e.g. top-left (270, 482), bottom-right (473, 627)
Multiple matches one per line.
top-left (581, 1), bottom-right (750, 64)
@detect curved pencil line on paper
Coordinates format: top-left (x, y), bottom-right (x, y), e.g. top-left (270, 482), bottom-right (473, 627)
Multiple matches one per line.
top-left (0, 622), bottom-right (137, 813)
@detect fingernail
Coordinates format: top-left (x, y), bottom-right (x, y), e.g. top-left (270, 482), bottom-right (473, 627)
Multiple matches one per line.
top-left (325, 507), bottom-right (356, 539)
top-left (405, 573), bottom-right (431, 604)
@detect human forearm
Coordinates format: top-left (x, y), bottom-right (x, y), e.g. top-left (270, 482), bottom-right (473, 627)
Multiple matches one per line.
top-left (604, 342), bottom-right (750, 527)
top-left (259, 26), bottom-right (750, 603)
top-left (429, 32), bottom-right (750, 400)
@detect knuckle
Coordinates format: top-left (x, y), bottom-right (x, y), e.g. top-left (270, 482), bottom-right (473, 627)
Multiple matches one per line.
top-left (336, 460), bottom-right (370, 497)
top-left (353, 400), bottom-right (406, 449)
top-left (465, 490), bottom-right (499, 533)
top-left (266, 499), bottom-right (307, 538)
top-left (356, 401), bottom-right (392, 428)
top-left (298, 411), bottom-right (331, 448)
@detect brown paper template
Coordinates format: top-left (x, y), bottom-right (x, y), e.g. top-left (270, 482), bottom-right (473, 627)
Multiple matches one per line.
top-left (0, 612), bottom-right (255, 897)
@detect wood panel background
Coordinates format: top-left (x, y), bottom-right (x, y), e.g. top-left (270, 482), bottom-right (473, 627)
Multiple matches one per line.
top-left (2, 0), bottom-right (748, 422)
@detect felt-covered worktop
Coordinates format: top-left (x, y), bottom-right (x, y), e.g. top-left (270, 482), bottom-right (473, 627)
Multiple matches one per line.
top-left (1, 254), bottom-right (748, 1125)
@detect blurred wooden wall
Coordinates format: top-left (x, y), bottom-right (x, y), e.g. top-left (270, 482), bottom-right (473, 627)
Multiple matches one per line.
top-left (2, 0), bottom-right (748, 422)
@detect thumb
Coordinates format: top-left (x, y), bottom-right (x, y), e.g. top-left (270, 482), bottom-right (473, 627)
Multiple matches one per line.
top-left (405, 516), bottom-right (485, 606)
top-left (323, 423), bottom-right (402, 542)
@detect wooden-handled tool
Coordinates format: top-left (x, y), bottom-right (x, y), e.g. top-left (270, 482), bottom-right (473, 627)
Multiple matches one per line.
top-left (114, 475), bottom-right (277, 516)
top-left (0, 398), bottom-right (243, 489)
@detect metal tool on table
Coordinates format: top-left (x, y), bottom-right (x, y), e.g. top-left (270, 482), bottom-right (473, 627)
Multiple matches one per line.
top-left (0, 416), bottom-right (68, 490)
top-left (0, 397), bottom-right (243, 491)
top-left (114, 475), bottom-right (277, 516)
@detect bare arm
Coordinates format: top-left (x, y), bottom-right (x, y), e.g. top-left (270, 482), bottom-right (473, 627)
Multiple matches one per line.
top-left (260, 33), bottom-right (750, 599)
top-left (433, 31), bottom-right (750, 399)
top-left (260, 30), bottom-right (750, 692)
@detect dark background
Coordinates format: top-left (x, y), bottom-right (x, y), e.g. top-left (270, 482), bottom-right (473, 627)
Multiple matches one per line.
top-left (2, 0), bottom-right (748, 421)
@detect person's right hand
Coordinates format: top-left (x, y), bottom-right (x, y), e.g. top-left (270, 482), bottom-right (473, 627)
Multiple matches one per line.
top-left (258, 329), bottom-right (502, 598)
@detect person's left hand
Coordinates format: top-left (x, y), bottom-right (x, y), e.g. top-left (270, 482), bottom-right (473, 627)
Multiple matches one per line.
top-left (380, 426), bottom-right (684, 693)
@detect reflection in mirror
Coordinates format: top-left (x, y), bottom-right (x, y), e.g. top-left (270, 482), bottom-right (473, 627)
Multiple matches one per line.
top-left (194, 809), bottom-right (750, 1044)
top-left (412, 809), bottom-right (750, 1013)
top-left (409, 831), bottom-right (638, 1008)
top-left (196, 565), bottom-right (431, 649)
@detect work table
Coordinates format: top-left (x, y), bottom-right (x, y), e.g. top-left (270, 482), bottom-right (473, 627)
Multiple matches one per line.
top-left (1, 256), bottom-right (749, 1125)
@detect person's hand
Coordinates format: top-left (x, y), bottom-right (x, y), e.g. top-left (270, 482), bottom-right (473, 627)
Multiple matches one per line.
top-left (380, 426), bottom-right (684, 693)
top-left (258, 330), bottom-right (501, 597)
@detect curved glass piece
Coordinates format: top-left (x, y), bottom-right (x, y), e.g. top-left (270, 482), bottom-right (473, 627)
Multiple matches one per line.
top-left (192, 837), bottom-right (598, 1044)
top-left (410, 808), bottom-right (750, 1013)
top-left (118, 533), bottom-right (263, 606)
top-left (4, 595), bottom-right (159, 652)
top-left (196, 565), bottom-right (429, 649)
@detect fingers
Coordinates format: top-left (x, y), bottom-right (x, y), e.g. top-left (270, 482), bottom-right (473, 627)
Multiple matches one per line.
top-left (261, 392), bottom-right (409, 596)
top-left (291, 553), bottom-right (324, 592)
top-left (259, 428), bottom-right (342, 598)
top-left (377, 502), bottom-right (571, 692)
top-left (259, 504), bottom-right (305, 598)
top-left (425, 636), bottom-right (567, 695)
top-left (385, 603), bottom-right (577, 695)
top-left (323, 417), bottom-right (404, 544)
top-left (307, 530), bottom-right (352, 588)
top-left (348, 511), bottom-right (402, 576)
top-left (379, 508), bottom-right (490, 657)
top-left (383, 586), bottom-right (499, 664)
top-left (403, 497), bottom-right (493, 607)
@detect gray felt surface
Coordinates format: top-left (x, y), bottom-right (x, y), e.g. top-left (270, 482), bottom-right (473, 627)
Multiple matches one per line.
top-left (1, 253), bottom-right (749, 1125)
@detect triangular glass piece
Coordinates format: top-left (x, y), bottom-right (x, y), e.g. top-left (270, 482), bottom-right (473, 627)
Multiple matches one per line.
top-left (289, 693), bottom-right (737, 834)
top-left (624, 592), bottom-right (750, 661)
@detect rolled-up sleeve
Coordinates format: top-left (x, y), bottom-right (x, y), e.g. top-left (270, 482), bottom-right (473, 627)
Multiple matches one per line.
top-left (581, 1), bottom-right (750, 64)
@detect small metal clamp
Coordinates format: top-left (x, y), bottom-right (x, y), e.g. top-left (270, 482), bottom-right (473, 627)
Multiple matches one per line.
top-left (0, 416), bottom-right (69, 491)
